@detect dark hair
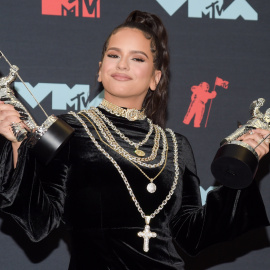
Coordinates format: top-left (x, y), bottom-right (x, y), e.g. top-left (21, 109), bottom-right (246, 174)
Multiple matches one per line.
top-left (100, 10), bottom-right (170, 128)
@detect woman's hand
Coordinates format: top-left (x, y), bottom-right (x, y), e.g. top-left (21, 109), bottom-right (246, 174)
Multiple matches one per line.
top-left (0, 101), bottom-right (22, 143)
top-left (237, 128), bottom-right (270, 160)
top-left (0, 101), bottom-right (27, 167)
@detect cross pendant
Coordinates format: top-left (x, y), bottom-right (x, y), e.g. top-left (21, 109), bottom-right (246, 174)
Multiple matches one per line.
top-left (137, 216), bottom-right (157, 252)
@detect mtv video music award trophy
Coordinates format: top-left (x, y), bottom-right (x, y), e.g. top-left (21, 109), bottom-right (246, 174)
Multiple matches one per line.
top-left (0, 51), bottom-right (74, 164)
top-left (211, 98), bottom-right (270, 189)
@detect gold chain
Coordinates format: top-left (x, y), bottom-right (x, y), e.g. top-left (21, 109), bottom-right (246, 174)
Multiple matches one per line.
top-left (93, 107), bottom-right (153, 150)
top-left (84, 109), bottom-right (167, 167)
top-left (99, 99), bottom-right (146, 121)
top-left (79, 112), bottom-right (168, 183)
top-left (69, 111), bottom-right (180, 252)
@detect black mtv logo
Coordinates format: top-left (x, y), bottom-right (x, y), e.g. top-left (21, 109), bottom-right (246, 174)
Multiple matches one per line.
top-left (62, 0), bottom-right (99, 17)
top-left (42, 0), bottom-right (100, 17)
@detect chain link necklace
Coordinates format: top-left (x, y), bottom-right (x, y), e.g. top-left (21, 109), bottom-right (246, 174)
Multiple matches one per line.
top-left (69, 111), bottom-right (180, 252)
top-left (99, 99), bottom-right (146, 121)
top-left (88, 108), bottom-right (161, 162)
top-left (84, 109), bottom-right (167, 169)
top-left (80, 112), bottom-right (168, 193)
top-left (94, 107), bottom-right (153, 157)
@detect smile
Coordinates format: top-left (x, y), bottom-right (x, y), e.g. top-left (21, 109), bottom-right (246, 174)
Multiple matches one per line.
top-left (111, 73), bottom-right (132, 81)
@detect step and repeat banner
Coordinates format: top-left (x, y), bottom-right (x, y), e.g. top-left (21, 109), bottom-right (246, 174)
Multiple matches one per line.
top-left (0, 1), bottom-right (270, 269)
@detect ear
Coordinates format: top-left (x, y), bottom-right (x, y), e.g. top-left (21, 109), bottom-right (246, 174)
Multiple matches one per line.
top-left (149, 70), bottom-right (162, 91)
top-left (97, 62), bottom-right (102, 82)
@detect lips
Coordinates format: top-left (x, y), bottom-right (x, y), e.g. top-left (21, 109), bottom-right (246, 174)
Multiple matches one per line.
top-left (111, 73), bottom-right (132, 81)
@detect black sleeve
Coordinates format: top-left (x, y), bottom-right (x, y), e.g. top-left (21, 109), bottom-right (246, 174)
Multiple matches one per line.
top-left (0, 120), bottom-right (71, 242)
top-left (170, 135), bottom-right (269, 256)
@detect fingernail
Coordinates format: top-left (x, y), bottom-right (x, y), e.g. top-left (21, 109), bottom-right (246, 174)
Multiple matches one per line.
top-left (14, 107), bottom-right (24, 113)
top-left (20, 116), bottom-right (28, 121)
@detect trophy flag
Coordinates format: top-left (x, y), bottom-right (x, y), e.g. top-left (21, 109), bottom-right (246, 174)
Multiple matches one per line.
top-left (205, 77), bottom-right (229, 127)
top-left (215, 77), bottom-right (229, 89)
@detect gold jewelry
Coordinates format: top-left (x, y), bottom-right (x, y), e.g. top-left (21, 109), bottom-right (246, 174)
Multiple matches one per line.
top-left (93, 107), bottom-right (152, 157)
top-left (91, 107), bottom-right (159, 161)
top-left (79, 112), bottom-right (168, 193)
top-left (69, 111), bottom-right (180, 252)
top-left (98, 99), bottom-right (146, 121)
top-left (84, 109), bottom-right (167, 168)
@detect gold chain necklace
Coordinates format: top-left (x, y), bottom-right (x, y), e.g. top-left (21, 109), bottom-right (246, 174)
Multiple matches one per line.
top-left (98, 99), bottom-right (146, 121)
top-left (80, 112), bottom-right (168, 193)
top-left (84, 109), bottom-right (167, 169)
top-left (93, 107), bottom-right (153, 157)
top-left (69, 111), bottom-right (180, 252)
top-left (85, 108), bottom-right (162, 163)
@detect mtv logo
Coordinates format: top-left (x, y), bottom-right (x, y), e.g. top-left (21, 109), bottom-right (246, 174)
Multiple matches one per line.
top-left (157, 0), bottom-right (257, 21)
top-left (42, 0), bottom-right (100, 18)
top-left (14, 82), bottom-right (90, 111)
top-left (188, 0), bottom-right (258, 20)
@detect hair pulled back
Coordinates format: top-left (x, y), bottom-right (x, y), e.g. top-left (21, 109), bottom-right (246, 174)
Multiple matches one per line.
top-left (101, 10), bottom-right (170, 127)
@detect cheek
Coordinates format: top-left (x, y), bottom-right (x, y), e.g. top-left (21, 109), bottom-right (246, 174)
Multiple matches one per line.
top-left (101, 58), bottom-right (115, 72)
top-left (134, 65), bottom-right (153, 80)
top-left (99, 65), bottom-right (112, 82)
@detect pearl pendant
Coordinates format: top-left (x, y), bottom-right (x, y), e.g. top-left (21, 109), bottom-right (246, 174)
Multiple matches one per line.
top-left (147, 183), bottom-right (156, 193)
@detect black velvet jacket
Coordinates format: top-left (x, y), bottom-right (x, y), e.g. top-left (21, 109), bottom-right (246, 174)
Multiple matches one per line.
top-left (0, 109), bottom-right (268, 270)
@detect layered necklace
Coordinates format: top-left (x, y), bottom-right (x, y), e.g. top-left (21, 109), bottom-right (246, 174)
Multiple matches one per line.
top-left (68, 101), bottom-right (180, 252)
top-left (87, 108), bottom-right (167, 166)
top-left (84, 109), bottom-right (167, 193)
top-left (93, 106), bottom-right (154, 158)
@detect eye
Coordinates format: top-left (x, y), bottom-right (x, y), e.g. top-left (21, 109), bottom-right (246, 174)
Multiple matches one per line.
top-left (107, 54), bottom-right (119, 59)
top-left (132, 58), bottom-right (145, 62)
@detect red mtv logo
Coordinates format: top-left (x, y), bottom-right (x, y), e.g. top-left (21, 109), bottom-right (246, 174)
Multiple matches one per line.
top-left (42, 0), bottom-right (100, 18)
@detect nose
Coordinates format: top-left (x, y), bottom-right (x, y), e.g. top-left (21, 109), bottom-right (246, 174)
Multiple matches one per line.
top-left (116, 56), bottom-right (129, 70)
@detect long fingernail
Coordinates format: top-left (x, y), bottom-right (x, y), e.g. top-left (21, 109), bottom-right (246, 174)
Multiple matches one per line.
top-left (20, 113), bottom-right (28, 117)
top-left (14, 107), bottom-right (24, 113)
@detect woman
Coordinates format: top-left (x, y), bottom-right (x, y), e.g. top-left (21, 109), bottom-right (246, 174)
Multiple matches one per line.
top-left (0, 10), bottom-right (269, 270)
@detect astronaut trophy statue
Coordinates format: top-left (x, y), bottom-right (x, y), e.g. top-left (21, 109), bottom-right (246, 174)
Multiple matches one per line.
top-left (211, 98), bottom-right (270, 189)
top-left (0, 51), bottom-right (74, 165)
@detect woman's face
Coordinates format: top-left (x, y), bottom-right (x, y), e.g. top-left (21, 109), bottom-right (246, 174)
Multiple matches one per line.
top-left (98, 27), bottom-right (161, 109)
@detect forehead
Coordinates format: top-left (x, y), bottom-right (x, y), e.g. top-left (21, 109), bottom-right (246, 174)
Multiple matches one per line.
top-left (107, 27), bottom-right (152, 53)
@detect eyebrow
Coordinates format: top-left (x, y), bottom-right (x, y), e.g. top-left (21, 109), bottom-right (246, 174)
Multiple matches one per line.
top-left (107, 47), bottom-right (149, 59)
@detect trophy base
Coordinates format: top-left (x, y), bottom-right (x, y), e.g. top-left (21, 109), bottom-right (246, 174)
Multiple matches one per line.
top-left (32, 118), bottom-right (74, 165)
top-left (211, 144), bottom-right (258, 189)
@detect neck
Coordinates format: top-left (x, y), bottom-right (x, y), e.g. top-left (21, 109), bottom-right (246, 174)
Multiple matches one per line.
top-left (98, 99), bottom-right (146, 121)
top-left (103, 95), bottom-right (144, 110)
